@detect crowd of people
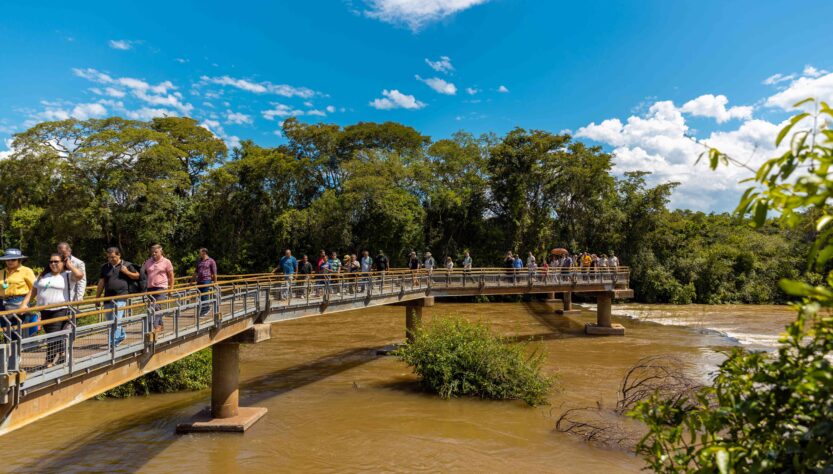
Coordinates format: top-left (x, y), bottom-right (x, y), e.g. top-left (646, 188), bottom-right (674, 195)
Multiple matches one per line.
top-left (0, 244), bottom-right (218, 363)
top-left (0, 243), bottom-right (621, 364)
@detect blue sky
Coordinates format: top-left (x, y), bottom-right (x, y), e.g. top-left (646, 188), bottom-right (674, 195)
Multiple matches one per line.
top-left (2, 0), bottom-right (832, 210)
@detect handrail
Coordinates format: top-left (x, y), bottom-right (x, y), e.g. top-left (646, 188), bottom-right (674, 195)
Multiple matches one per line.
top-left (1, 267), bottom-right (630, 325)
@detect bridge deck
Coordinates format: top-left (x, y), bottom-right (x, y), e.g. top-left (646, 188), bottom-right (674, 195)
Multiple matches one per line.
top-left (0, 267), bottom-right (630, 435)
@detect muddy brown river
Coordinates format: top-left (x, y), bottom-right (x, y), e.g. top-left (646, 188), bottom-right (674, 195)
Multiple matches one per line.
top-left (2, 301), bottom-right (796, 473)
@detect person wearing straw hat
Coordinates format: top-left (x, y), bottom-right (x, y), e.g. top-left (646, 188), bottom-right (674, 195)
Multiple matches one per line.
top-left (0, 248), bottom-right (37, 336)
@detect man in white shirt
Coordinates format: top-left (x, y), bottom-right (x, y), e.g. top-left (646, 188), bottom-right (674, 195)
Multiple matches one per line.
top-left (58, 242), bottom-right (86, 301)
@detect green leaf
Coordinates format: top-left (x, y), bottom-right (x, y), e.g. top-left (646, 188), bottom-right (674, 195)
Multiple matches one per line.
top-left (816, 215), bottom-right (833, 231)
top-left (776, 112), bottom-right (810, 147)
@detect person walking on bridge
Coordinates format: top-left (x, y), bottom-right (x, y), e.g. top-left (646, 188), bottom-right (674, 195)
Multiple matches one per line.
top-left (96, 247), bottom-right (140, 347)
top-left (408, 251), bottom-right (421, 287)
top-left (462, 250), bottom-right (473, 284)
top-left (298, 254), bottom-right (313, 297)
top-left (360, 251), bottom-right (373, 292)
top-left (0, 249), bottom-right (37, 337)
top-left (513, 252), bottom-right (524, 284)
top-left (57, 242), bottom-right (86, 301)
top-left (374, 250), bottom-right (389, 273)
top-left (143, 244), bottom-right (175, 333)
top-left (22, 253), bottom-right (83, 366)
top-left (193, 248), bottom-right (217, 316)
top-left (277, 249), bottom-right (298, 300)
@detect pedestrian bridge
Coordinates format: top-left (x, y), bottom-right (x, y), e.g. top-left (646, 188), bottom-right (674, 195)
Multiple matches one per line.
top-left (0, 267), bottom-right (632, 435)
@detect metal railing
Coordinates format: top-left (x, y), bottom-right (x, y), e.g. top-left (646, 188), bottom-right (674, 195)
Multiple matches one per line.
top-left (0, 267), bottom-right (629, 395)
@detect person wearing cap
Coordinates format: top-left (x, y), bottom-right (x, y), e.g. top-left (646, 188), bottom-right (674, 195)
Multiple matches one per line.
top-left (0, 249), bottom-right (37, 336)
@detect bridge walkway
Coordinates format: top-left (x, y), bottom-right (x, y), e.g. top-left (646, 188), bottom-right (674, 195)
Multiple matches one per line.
top-left (0, 267), bottom-right (632, 435)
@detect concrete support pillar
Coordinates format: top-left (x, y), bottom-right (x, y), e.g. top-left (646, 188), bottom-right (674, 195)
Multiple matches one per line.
top-left (211, 342), bottom-right (240, 419)
top-left (176, 332), bottom-right (269, 433)
top-left (404, 297), bottom-right (433, 343)
top-left (405, 306), bottom-right (422, 343)
top-left (585, 292), bottom-right (624, 336)
top-left (596, 293), bottom-right (612, 328)
top-left (563, 291), bottom-right (572, 311)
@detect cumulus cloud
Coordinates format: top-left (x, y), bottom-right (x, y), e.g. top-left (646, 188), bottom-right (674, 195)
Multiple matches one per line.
top-left (497, 85), bottom-right (509, 93)
top-left (199, 75), bottom-right (317, 99)
top-left (576, 99), bottom-right (784, 211)
top-left (369, 89), bottom-right (426, 110)
top-left (226, 111), bottom-right (253, 125)
top-left (766, 71), bottom-right (833, 110)
top-left (73, 68), bottom-right (192, 115)
top-left (0, 139), bottom-right (14, 160)
top-left (362, 0), bottom-right (490, 30)
top-left (415, 75), bottom-right (457, 95)
top-left (326, 105), bottom-right (336, 113)
top-left (680, 94), bottom-right (753, 123)
top-left (425, 56), bottom-right (454, 73)
top-left (36, 101), bottom-right (108, 121)
top-left (465, 87), bottom-right (479, 95)
top-left (261, 103), bottom-right (305, 120)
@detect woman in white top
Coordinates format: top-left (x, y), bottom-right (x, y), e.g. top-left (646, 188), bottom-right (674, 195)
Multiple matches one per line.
top-left (22, 253), bottom-right (82, 366)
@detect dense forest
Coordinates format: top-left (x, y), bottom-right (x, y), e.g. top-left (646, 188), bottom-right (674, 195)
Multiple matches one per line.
top-left (0, 116), bottom-right (812, 304)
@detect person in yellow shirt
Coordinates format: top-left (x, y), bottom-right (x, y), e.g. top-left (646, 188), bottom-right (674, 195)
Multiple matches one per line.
top-left (0, 248), bottom-right (37, 336)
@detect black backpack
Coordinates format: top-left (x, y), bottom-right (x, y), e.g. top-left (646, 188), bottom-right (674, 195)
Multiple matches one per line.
top-left (124, 261), bottom-right (147, 294)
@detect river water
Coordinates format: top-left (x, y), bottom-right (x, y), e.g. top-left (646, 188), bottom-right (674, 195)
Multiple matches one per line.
top-left (3, 301), bottom-right (796, 473)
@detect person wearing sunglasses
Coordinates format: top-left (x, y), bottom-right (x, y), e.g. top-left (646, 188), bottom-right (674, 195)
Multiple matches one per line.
top-left (21, 253), bottom-right (83, 365)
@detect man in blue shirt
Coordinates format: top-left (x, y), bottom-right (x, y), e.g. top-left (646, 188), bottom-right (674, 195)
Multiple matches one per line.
top-left (277, 249), bottom-right (298, 299)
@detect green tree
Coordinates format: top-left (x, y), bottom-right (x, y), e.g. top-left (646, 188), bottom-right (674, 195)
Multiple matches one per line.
top-left (630, 100), bottom-right (833, 472)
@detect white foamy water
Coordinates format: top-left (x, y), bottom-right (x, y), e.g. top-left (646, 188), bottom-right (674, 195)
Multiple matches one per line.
top-left (605, 303), bottom-right (796, 351)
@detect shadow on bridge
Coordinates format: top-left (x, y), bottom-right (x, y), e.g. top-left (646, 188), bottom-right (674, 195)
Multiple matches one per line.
top-left (11, 346), bottom-right (378, 474)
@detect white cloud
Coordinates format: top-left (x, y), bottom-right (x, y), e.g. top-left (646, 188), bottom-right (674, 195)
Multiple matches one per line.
top-left (200, 75), bottom-right (317, 98)
top-left (104, 87), bottom-right (126, 98)
top-left (226, 111), bottom-right (253, 125)
top-left (306, 109), bottom-right (327, 117)
top-left (126, 107), bottom-right (174, 120)
top-left (262, 103), bottom-right (305, 120)
top-left (108, 40), bottom-right (136, 50)
top-left (803, 65), bottom-right (828, 78)
top-left (497, 85), bottom-right (509, 93)
top-left (465, 87), bottom-right (479, 95)
top-left (71, 103), bottom-right (107, 120)
top-left (175, 58), bottom-right (189, 64)
top-left (326, 105), bottom-right (336, 113)
top-left (680, 94), bottom-right (753, 123)
top-left (200, 119), bottom-right (239, 149)
top-left (425, 56), bottom-right (454, 73)
top-left (766, 71), bottom-right (833, 110)
top-left (363, 0), bottom-right (490, 30)
top-left (576, 99), bottom-right (785, 211)
top-left (763, 73), bottom-right (795, 85)
top-left (415, 75), bottom-right (457, 95)
top-left (369, 89), bottom-right (426, 110)
top-left (72, 68), bottom-right (193, 115)
top-left (0, 139), bottom-right (14, 160)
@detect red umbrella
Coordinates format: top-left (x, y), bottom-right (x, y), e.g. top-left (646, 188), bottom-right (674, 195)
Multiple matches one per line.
top-left (550, 248), bottom-right (568, 256)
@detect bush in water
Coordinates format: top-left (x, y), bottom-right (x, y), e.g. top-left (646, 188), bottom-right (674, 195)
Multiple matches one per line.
top-left (395, 316), bottom-right (554, 406)
top-left (100, 348), bottom-right (212, 398)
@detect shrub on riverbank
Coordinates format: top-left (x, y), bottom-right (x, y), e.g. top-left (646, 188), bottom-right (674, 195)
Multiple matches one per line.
top-left (99, 349), bottom-right (212, 398)
top-left (395, 317), bottom-right (554, 406)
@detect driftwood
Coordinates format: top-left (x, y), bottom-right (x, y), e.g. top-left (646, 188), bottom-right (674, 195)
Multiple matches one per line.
top-left (556, 355), bottom-right (703, 449)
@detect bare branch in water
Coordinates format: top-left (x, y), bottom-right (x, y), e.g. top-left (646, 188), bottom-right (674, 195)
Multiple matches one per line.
top-left (556, 355), bottom-right (703, 450)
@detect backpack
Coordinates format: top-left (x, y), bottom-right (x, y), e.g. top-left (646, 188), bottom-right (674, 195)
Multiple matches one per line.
top-left (124, 261), bottom-right (146, 294)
